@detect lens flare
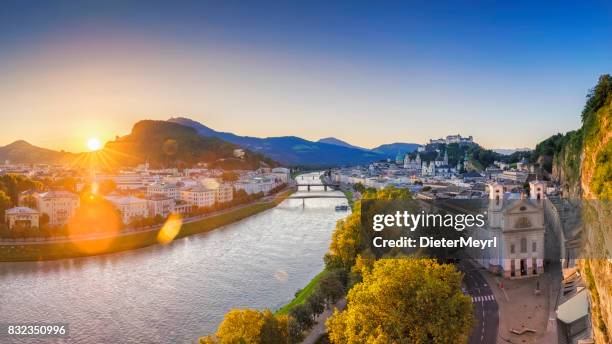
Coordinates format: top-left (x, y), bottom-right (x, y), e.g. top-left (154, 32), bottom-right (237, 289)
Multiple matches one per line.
top-left (67, 195), bottom-right (122, 254)
top-left (157, 213), bottom-right (183, 244)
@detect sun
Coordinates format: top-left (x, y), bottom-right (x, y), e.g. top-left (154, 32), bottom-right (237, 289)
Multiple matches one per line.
top-left (86, 137), bottom-right (102, 151)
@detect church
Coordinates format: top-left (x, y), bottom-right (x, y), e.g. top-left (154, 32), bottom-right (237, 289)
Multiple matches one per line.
top-left (403, 153), bottom-right (421, 173)
top-left (421, 150), bottom-right (457, 178)
top-left (469, 180), bottom-right (546, 279)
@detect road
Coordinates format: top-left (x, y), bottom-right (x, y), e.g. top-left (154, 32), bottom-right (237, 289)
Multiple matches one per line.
top-left (458, 259), bottom-right (499, 344)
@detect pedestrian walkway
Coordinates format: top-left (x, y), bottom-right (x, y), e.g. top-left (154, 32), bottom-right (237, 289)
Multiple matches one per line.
top-left (471, 295), bottom-right (495, 302)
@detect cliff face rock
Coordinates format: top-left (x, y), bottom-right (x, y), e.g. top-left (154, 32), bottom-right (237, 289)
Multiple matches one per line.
top-left (576, 76), bottom-right (612, 344)
top-left (552, 143), bottom-right (583, 199)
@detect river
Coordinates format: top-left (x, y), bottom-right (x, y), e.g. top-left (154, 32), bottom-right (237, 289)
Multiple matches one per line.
top-left (0, 173), bottom-right (348, 343)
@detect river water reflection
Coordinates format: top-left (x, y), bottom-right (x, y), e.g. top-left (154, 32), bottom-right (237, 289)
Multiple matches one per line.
top-left (0, 173), bottom-right (348, 343)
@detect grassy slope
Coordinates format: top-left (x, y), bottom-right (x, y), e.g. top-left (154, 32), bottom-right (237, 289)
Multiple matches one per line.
top-left (276, 269), bottom-right (329, 315)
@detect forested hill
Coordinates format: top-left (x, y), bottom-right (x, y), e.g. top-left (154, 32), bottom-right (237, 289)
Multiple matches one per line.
top-left (531, 74), bottom-right (611, 198)
top-left (103, 120), bottom-right (277, 169)
top-left (0, 140), bottom-right (74, 164)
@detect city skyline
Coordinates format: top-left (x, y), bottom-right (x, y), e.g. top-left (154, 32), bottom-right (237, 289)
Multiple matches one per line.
top-left (1, 1), bottom-right (611, 151)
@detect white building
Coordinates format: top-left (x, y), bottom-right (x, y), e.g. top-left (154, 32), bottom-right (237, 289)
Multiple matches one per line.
top-left (104, 195), bottom-right (149, 224)
top-left (271, 167), bottom-right (291, 183)
top-left (234, 178), bottom-right (276, 195)
top-left (471, 180), bottom-right (546, 279)
top-left (403, 154), bottom-right (421, 174)
top-left (181, 187), bottom-right (216, 208)
top-left (499, 170), bottom-right (529, 183)
top-left (95, 172), bottom-right (159, 190)
top-left (5, 207), bottom-right (40, 229)
top-left (146, 181), bottom-right (180, 200)
top-left (35, 191), bottom-right (80, 226)
top-left (199, 178), bottom-right (234, 203)
top-left (146, 194), bottom-right (175, 218)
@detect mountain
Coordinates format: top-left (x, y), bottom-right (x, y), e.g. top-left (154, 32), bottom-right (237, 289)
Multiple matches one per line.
top-left (103, 120), bottom-right (276, 169)
top-left (371, 142), bottom-right (420, 157)
top-left (168, 117), bottom-right (385, 166)
top-left (0, 140), bottom-right (74, 164)
top-left (492, 148), bottom-right (532, 155)
top-left (317, 137), bottom-right (368, 151)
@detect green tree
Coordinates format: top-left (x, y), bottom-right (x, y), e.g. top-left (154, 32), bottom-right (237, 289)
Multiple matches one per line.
top-left (289, 303), bottom-right (314, 331)
top-left (305, 290), bottom-right (326, 317)
top-left (318, 272), bottom-right (345, 306)
top-left (353, 182), bottom-right (365, 193)
top-left (326, 258), bottom-right (473, 344)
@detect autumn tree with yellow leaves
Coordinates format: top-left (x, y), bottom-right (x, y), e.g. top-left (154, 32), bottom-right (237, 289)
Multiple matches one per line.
top-left (326, 258), bottom-right (473, 343)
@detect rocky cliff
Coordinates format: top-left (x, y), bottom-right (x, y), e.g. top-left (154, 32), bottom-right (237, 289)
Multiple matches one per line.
top-left (562, 75), bottom-right (612, 343)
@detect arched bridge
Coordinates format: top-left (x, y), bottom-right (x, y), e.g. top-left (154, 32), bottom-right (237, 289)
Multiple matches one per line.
top-left (296, 183), bottom-right (341, 191)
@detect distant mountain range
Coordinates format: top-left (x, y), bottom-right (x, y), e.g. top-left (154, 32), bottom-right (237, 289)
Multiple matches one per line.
top-left (492, 148), bottom-right (532, 155)
top-left (0, 117), bottom-right (421, 167)
top-left (103, 120), bottom-right (276, 169)
top-left (316, 138), bottom-right (420, 159)
top-left (370, 142), bottom-right (420, 157)
top-left (317, 137), bottom-right (368, 151)
top-left (169, 117), bottom-right (416, 166)
top-left (0, 140), bottom-right (74, 164)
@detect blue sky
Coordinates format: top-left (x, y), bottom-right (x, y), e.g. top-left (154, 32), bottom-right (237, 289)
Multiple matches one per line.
top-left (0, 1), bottom-right (610, 151)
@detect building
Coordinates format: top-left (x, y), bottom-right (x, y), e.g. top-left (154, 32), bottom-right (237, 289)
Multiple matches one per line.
top-left (146, 194), bottom-right (175, 218)
top-left (95, 173), bottom-right (159, 190)
top-left (429, 134), bottom-right (474, 146)
top-left (173, 201), bottom-right (193, 215)
top-left (395, 151), bottom-right (404, 165)
top-left (199, 178), bottom-right (234, 203)
top-left (472, 180), bottom-right (546, 279)
top-left (234, 178), bottom-right (276, 195)
top-left (181, 187), bottom-right (216, 208)
top-left (403, 153), bottom-right (421, 173)
top-left (104, 195), bottom-right (149, 224)
top-left (35, 191), bottom-right (80, 226)
top-left (146, 181), bottom-right (180, 200)
top-left (499, 170), bottom-right (529, 183)
top-left (421, 150), bottom-right (456, 178)
top-left (5, 207), bottom-right (40, 229)
top-left (271, 167), bottom-right (291, 183)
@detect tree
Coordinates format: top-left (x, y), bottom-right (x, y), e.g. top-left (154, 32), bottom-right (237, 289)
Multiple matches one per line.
top-left (39, 213), bottom-right (50, 228)
top-left (582, 74), bottom-right (612, 123)
top-left (201, 308), bottom-right (289, 344)
top-left (21, 195), bottom-right (37, 208)
top-left (0, 190), bottom-right (10, 218)
top-left (328, 213), bottom-right (362, 269)
top-left (318, 272), bottom-right (345, 306)
top-left (289, 303), bottom-right (314, 331)
top-left (306, 290), bottom-right (326, 317)
top-left (221, 171), bottom-right (239, 182)
top-left (326, 258), bottom-right (473, 344)
top-left (353, 182), bottom-right (365, 193)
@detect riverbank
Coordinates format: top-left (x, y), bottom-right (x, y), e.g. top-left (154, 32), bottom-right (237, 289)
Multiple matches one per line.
top-left (0, 188), bottom-right (294, 262)
top-left (276, 269), bottom-right (329, 315)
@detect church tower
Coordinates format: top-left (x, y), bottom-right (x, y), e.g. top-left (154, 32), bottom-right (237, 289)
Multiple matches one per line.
top-left (487, 181), bottom-right (505, 229)
top-left (443, 150), bottom-right (449, 165)
top-left (529, 180), bottom-right (546, 204)
top-left (395, 151), bottom-right (403, 165)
